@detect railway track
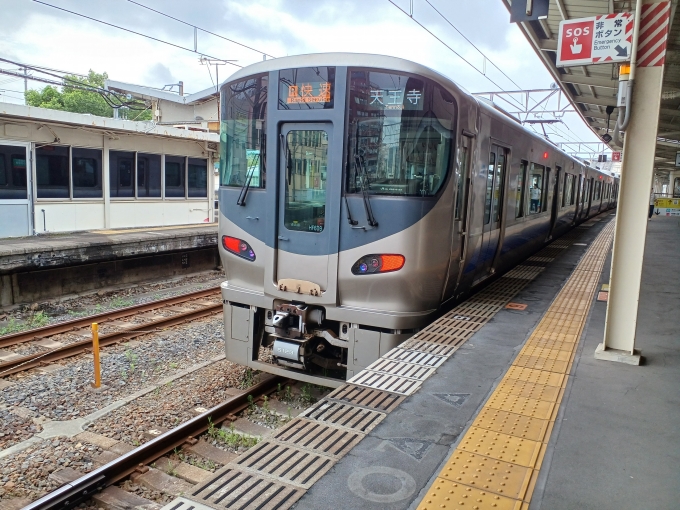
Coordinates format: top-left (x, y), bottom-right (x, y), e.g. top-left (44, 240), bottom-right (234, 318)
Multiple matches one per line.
top-left (0, 287), bottom-right (223, 377)
top-left (22, 375), bottom-right (286, 510)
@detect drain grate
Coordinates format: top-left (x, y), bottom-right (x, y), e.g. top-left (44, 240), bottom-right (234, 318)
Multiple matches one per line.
top-left (382, 348), bottom-right (447, 367)
top-left (527, 256), bottom-right (554, 263)
top-left (504, 266), bottom-right (545, 280)
top-left (301, 400), bottom-right (386, 432)
top-left (191, 467), bottom-right (304, 510)
top-left (348, 370), bottom-right (423, 395)
top-left (364, 358), bottom-right (437, 380)
top-left (411, 330), bottom-right (474, 347)
top-left (160, 497), bottom-right (215, 510)
top-left (399, 339), bottom-right (458, 357)
top-left (326, 384), bottom-right (404, 412)
top-left (273, 418), bottom-right (364, 458)
top-left (233, 441), bottom-right (335, 489)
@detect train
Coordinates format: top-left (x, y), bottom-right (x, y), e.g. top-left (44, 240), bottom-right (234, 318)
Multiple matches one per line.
top-left (217, 53), bottom-right (618, 386)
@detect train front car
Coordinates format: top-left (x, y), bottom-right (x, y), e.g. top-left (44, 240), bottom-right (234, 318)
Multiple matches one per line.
top-left (218, 54), bottom-right (469, 386)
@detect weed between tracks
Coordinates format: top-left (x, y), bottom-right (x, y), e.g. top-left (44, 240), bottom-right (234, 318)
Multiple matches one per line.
top-left (207, 418), bottom-right (259, 449)
top-left (0, 311), bottom-right (50, 336)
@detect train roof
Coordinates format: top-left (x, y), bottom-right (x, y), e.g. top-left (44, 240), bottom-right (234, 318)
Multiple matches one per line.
top-left (223, 52), bottom-right (617, 180)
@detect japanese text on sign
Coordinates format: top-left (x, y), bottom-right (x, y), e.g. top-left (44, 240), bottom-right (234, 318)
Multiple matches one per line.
top-left (557, 12), bottom-right (633, 67)
top-left (368, 88), bottom-right (423, 110)
top-left (287, 82), bottom-right (332, 104)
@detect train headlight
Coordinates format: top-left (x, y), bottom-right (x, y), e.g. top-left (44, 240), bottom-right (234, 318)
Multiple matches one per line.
top-left (222, 235), bottom-right (256, 261)
top-left (351, 254), bottom-right (405, 275)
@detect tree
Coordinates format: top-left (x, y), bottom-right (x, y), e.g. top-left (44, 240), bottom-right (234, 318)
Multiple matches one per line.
top-left (25, 70), bottom-right (152, 121)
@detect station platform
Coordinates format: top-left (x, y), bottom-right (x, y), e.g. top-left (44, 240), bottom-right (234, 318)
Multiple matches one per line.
top-left (279, 214), bottom-right (678, 510)
top-left (0, 224), bottom-right (218, 307)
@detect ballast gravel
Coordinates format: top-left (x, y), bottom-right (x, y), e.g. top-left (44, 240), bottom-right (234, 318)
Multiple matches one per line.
top-left (0, 409), bottom-right (42, 450)
top-left (1, 316), bottom-right (225, 425)
top-left (0, 436), bottom-right (101, 502)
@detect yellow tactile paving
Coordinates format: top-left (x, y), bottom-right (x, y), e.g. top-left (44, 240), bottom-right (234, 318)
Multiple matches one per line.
top-left (438, 451), bottom-right (534, 500)
top-left (417, 220), bottom-right (615, 510)
top-left (495, 379), bottom-right (562, 402)
top-left (473, 408), bottom-right (552, 442)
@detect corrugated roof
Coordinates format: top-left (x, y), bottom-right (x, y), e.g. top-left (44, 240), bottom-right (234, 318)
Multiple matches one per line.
top-left (503, 0), bottom-right (680, 177)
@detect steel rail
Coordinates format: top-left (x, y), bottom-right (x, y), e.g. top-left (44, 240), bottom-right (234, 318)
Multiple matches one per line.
top-left (0, 286), bottom-right (220, 349)
top-left (0, 302), bottom-right (223, 377)
top-left (23, 374), bottom-right (286, 510)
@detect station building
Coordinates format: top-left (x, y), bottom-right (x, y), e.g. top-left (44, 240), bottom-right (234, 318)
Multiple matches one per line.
top-left (0, 102), bottom-right (219, 239)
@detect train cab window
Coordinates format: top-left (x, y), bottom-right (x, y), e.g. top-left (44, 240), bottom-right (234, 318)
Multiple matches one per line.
top-left (528, 163), bottom-right (545, 215)
top-left (165, 156), bottom-right (185, 198)
top-left (278, 67), bottom-right (335, 110)
top-left (346, 69), bottom-right (455, 197)
top-left (137, 153), bottom-right (161, 198)
top-left (283, 130), bottom-right (328, 233)
top-left (36, 145), bottom-right (70, 199)
top-left (221, 73), bottom-right (268, 189)
top-left (516, 161), bottom-right (527, 218)
top-left (0, 145), bottom-right (28, 200)
top-left (72, 148), bottom-right (102, 199)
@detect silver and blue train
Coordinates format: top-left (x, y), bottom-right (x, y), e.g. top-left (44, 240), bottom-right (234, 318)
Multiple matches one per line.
top-left (217, 53), bottom-right (618, 386)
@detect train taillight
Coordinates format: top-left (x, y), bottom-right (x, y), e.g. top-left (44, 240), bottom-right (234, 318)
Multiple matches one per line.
top-left (222, 236), bottom-right (256, 261)
top-left (352, 254), bottom-right (405, 275)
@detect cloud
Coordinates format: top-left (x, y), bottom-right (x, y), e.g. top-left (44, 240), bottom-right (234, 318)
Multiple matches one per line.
top-left (144, 63), bottom-right (176, 87)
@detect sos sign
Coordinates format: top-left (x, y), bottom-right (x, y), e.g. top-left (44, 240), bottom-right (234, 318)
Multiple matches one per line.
top-left (557, 19), bottom-right (595, 66)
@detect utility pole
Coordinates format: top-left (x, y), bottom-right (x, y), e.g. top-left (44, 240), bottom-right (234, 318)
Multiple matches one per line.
top-left (22, 67), bottom-right (28, 104)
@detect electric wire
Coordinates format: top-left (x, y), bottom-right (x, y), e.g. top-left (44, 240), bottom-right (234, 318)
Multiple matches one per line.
top-left (32, 0), bottom-right (242, 68)
top-left (127, 0), bottom-right (277, 59)
top-left (423, 0), bottom-right (523, 90)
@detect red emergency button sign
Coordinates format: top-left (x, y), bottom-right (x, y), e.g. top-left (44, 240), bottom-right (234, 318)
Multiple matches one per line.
top-left (559, 20), bottom-right (595, 65)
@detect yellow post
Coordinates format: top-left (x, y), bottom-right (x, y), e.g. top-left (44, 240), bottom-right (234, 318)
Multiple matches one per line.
top-left (92, 323), bottom-right (101, 388)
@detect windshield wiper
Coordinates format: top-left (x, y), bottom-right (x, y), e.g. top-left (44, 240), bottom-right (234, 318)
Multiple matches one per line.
top-left (354, 154), bottom-right (378, 228)
top-left (236, 153), bottom-right (259, 206)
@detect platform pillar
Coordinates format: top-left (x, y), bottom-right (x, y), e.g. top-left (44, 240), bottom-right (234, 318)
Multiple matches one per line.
top-left (599, 8), bottom-right (666, 364)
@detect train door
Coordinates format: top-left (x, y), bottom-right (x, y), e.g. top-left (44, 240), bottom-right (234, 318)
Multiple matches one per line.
top-left (276, 123), bottom-right (334, 292)
top-left (0, 141), bottom-right (32, 238)
top-left (447, 133), bottom-right (474, 297)
top-left (548, 166), bottom-right (561, 238)
top-left (475, 144), bottom-right (507, 282)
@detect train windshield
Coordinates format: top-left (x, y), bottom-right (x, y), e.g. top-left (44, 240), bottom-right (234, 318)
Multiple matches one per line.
top-left (220, 73), bottom-right (268, 188)
top-left (346, 69), bottom-right (455, 197)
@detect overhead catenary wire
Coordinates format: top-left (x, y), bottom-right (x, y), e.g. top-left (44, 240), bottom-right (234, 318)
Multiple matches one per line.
top-left (127, 0), bottom-right (277, 59)
top-left (32, 0), bottom-right (242, 68)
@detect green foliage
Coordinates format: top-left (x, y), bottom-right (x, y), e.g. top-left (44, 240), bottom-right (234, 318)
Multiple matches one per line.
top-left (0, 311), bottom-right (50, 336)
top-left (25, 70), bottom-right (152, 120)
top-left (110, 297), bottom-right (134, 309)
top-left (206, 417), bottom-right (258, 449)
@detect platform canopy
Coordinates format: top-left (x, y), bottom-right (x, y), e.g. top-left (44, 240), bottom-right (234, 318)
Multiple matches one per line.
top-left (504, 0), bottom-right (680, 179)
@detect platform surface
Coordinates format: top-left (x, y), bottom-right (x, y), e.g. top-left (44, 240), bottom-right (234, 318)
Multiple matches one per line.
top-left (0, 224), bottom-right (217, 272)
top-left (289, 215), bottom-right (680, 510)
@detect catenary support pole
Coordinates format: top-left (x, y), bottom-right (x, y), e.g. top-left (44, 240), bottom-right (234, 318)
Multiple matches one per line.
top-left (598, 0), bottom-right (668, 364)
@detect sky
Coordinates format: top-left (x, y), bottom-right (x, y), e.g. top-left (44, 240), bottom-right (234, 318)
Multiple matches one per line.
top-left (0, 0), bottom-right (605, 149)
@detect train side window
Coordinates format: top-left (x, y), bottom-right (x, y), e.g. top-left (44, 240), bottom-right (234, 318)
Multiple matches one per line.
top-left (455, 142), bottom-right (469, 220)
top-left (484, 152), bottom-right (496, 224)
top-left (528, 163), bottom-right (544, 215)
top-left (595, 181), bottom-right (601, 201)
top-left (562, 173), bottom-right (568, 207)
top-left (516, 160), bottom-right (527, 218)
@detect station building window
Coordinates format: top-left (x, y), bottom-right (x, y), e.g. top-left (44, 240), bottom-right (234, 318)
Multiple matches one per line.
top-left (137, 153), bottom-right (162, 198)
top-left (110, 151), bottom-right (163, 198)
top-left (164, 156), bottom-right (185, 198)
top-left (0, 144), bottom-right (28, 200)
top-left (220, 73), bottom-right (268, 188)
top-left (72, 148), bottom-right (102, 198)
top-left (36, 145), bottom-right (71, 199)
top-left (109, 151), bottom-right (135, 198)
top-left (188, 158), bottom-right (208, 197)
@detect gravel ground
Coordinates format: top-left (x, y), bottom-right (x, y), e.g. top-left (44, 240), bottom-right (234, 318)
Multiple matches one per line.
top-left (0, 270), bottom-right (224, 335)
top-left (87, 358), bottom-right (249, 446)
top-left (0, 409), bottom-right (42, 450)
top-left (0, 436), bottom-right (101, 502)
top-left (1, 316), bottom-right (225, 428)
